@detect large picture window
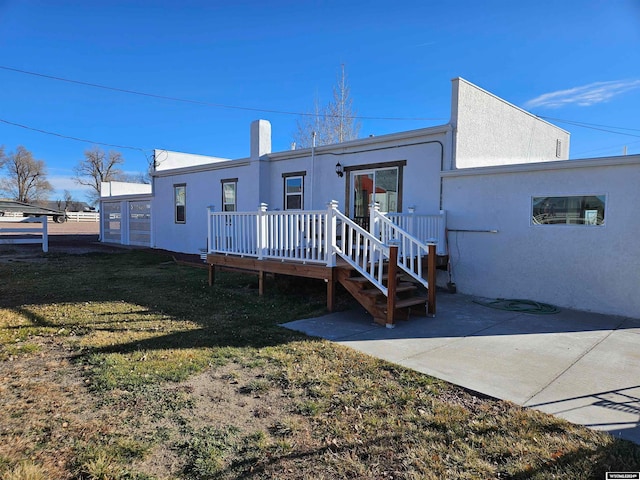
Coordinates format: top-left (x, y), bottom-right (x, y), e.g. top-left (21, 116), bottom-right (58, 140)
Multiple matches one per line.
top-left (532, 195), bottom-right (605, 226)
top-left (283, 172), bottom-right (305, 210)
top-left (174, 184), bottom-right (186, 223)
top-left (222, 179), bottom-right (237, 212)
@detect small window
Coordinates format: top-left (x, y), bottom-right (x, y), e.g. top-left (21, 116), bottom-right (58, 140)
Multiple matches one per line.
top-left (284, 175), bottom-right (304, 210)
top-left (174, 184), bottom-right (186, 223)
top-left (222, 180), bottom-right (237, 212)
top-left (532, 195), bottom-right (605, 226)
top-left (556, 139), bottom-right (562, 158)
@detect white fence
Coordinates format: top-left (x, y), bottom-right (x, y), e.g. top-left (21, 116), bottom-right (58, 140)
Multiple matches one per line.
top-left (65, 212), bottom-right (100, 222)
top-left (0, 217), bottom-right (48, 252)
top-left (0, 211), bottom-right (99, 222)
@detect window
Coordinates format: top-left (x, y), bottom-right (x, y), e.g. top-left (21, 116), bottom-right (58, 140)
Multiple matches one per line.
top-left (283, 172), bottom-right (305, 210)
top-left (532, 195), bottom-right (605, 226)
top-left (344, 161), bottom-right (405, 226)
top-left (221, 179), bottom-right (237, 212)
top-left (174, 184), bottom-right (186, 223)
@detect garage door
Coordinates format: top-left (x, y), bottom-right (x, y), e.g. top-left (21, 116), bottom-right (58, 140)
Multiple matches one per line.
top-left (102, 202), bottom-right (121, 243)
top-left (128, 201), bottom-right (151, 246)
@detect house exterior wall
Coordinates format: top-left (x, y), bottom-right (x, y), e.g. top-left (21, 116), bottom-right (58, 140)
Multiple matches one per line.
top-left (266, 128), bottom-right (449, 213)
top-left (151, 160), bottom-right (254, 253)
top-left (101, 181), bottom-right (152, 196)
top-left (441, 156), bottom-right (640, 318)
top-left (154, 150), bottom-right (230, 171)
top-left (149, 126), bottom-right (450, 253)
top-left (450, 78), bottom-right (570, 168)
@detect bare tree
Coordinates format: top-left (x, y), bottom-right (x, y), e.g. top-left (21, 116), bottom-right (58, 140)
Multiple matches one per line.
top-left (57, 189), bottom-right (76, 211)
top-left (119, 170), bottom-right (151, 185)
top-left (293, 65), bottom-right (361, 148)
top-left (0, 146), bottom-right (53, 203)
top-left (74, 147), bottom-right (124, 205)
top-left (63, 189), bottom-right (73, 209)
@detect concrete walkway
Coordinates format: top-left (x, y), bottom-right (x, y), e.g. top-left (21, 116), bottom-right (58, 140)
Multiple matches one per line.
top-left (282, 293), bottom-right (640, 444)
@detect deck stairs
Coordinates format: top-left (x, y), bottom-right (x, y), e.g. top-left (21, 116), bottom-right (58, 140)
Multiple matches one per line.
top-left (336, 262), bottom-right (429, 325)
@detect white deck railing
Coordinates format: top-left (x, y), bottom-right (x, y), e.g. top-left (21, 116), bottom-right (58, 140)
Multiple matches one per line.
top-left (207, 201), bottom-right (390, 295)
top-left (208, 204), bottom-right (330, 264)
top-left (0, 217), bottom-right (48, 252)
top-left (384, 208), bottom-right (447, 255)
top-left (206, 201), bottom-right (447, 298)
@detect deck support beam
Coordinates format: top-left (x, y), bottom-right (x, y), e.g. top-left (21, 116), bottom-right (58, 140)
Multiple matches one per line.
top-left (208, 264), bottom-right (215, 286)
top-left (386, 245), bottom-right (399, 327)
top-left (326, 269), bottom-right (336, 312)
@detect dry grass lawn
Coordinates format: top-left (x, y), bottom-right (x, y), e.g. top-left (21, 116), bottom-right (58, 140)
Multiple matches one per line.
top-left (1, 247), bottom-right (639, 479)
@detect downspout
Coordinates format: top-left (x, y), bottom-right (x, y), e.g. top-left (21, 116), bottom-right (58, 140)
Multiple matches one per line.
top-left (438, 139), bottom-right (445, 211)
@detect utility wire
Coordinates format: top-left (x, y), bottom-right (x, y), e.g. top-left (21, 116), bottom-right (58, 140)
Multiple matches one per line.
top-left (0, 118), bottom-right (149, 153)
top-left (538, 116), bottom-right (640, 138)
top-left (0, 65), bottom-right (444, 122)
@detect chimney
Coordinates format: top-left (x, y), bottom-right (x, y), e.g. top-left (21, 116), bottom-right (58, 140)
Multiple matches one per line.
top-left (250, 120), bottom-right (272, 159)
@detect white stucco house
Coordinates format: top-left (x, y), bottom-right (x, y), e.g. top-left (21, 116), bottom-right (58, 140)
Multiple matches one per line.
top-left (100, 78), bottom-right (640, 321)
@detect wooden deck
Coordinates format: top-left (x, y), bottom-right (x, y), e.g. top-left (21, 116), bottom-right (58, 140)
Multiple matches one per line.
top-left (205, 205), bottom-right (446, 327)
top-left (206, 254), bottom-right (341, 311)
top-left (207, 247), bottom-right (443, 326)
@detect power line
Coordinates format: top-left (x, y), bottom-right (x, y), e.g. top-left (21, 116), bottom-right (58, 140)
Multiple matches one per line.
top-left (0, 65), bottom-right (445, 122)
top-left (572, 139), bottom-right (640, 157)
top-left (538, 116), bottom-right (640, 138)
top-left (0, 117), bottom-right (150, 153)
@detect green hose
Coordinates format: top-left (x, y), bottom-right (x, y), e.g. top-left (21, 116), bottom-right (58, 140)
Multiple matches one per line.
top-left (473, 298), bottom-right (560, 314)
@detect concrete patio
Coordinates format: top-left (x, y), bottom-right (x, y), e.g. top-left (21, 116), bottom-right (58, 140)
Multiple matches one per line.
top-left (282, 292), bottom-right (640, 445)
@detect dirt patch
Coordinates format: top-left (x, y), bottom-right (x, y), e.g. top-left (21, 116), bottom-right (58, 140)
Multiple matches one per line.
top-left (0, 337), bottom-right (115, 478)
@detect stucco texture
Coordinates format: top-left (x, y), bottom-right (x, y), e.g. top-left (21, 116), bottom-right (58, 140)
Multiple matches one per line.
top-left (442, 160), bottom-right (640, 319)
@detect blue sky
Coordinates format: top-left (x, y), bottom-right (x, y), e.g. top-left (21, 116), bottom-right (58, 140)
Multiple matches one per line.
top-left (1, 0), bottom-right (639, 202)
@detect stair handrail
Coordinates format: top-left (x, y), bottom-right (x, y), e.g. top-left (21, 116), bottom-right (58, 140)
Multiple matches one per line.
top-left (370, 203), bottom-right (431, 289)
top-left (328, 200), bottom-right (389, 297)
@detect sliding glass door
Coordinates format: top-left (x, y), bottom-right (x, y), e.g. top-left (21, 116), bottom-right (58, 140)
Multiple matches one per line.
top-left (351, 167), bottom-right (398, 229)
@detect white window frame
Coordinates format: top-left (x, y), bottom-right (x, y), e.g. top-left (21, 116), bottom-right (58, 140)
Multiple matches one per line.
top-left (221, 179), bottom-right (237, 212)
top-left (283, 172), bottom-right (305, 210)
top-left (174, 184), bottom-right (186, 224)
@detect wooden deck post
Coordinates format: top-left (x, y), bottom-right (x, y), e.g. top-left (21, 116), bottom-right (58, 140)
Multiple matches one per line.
top-left (258, 270), bottom-right (265, 296)
top-left (208, 264), bottom-right (215, 286)
top-left (427, 243), bottom-right (436, 317)
top-left (386, 244), bottom-right (398, 327)
top-left (326, 269), bottom-right (335, 312)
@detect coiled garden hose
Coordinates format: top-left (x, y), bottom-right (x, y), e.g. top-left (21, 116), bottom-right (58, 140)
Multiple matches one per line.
top-left (473, 298), bottom-right (560, 314)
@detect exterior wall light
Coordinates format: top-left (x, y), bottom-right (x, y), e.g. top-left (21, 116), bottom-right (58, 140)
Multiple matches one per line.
top-left (335, 162), bottom-right (344, 177)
